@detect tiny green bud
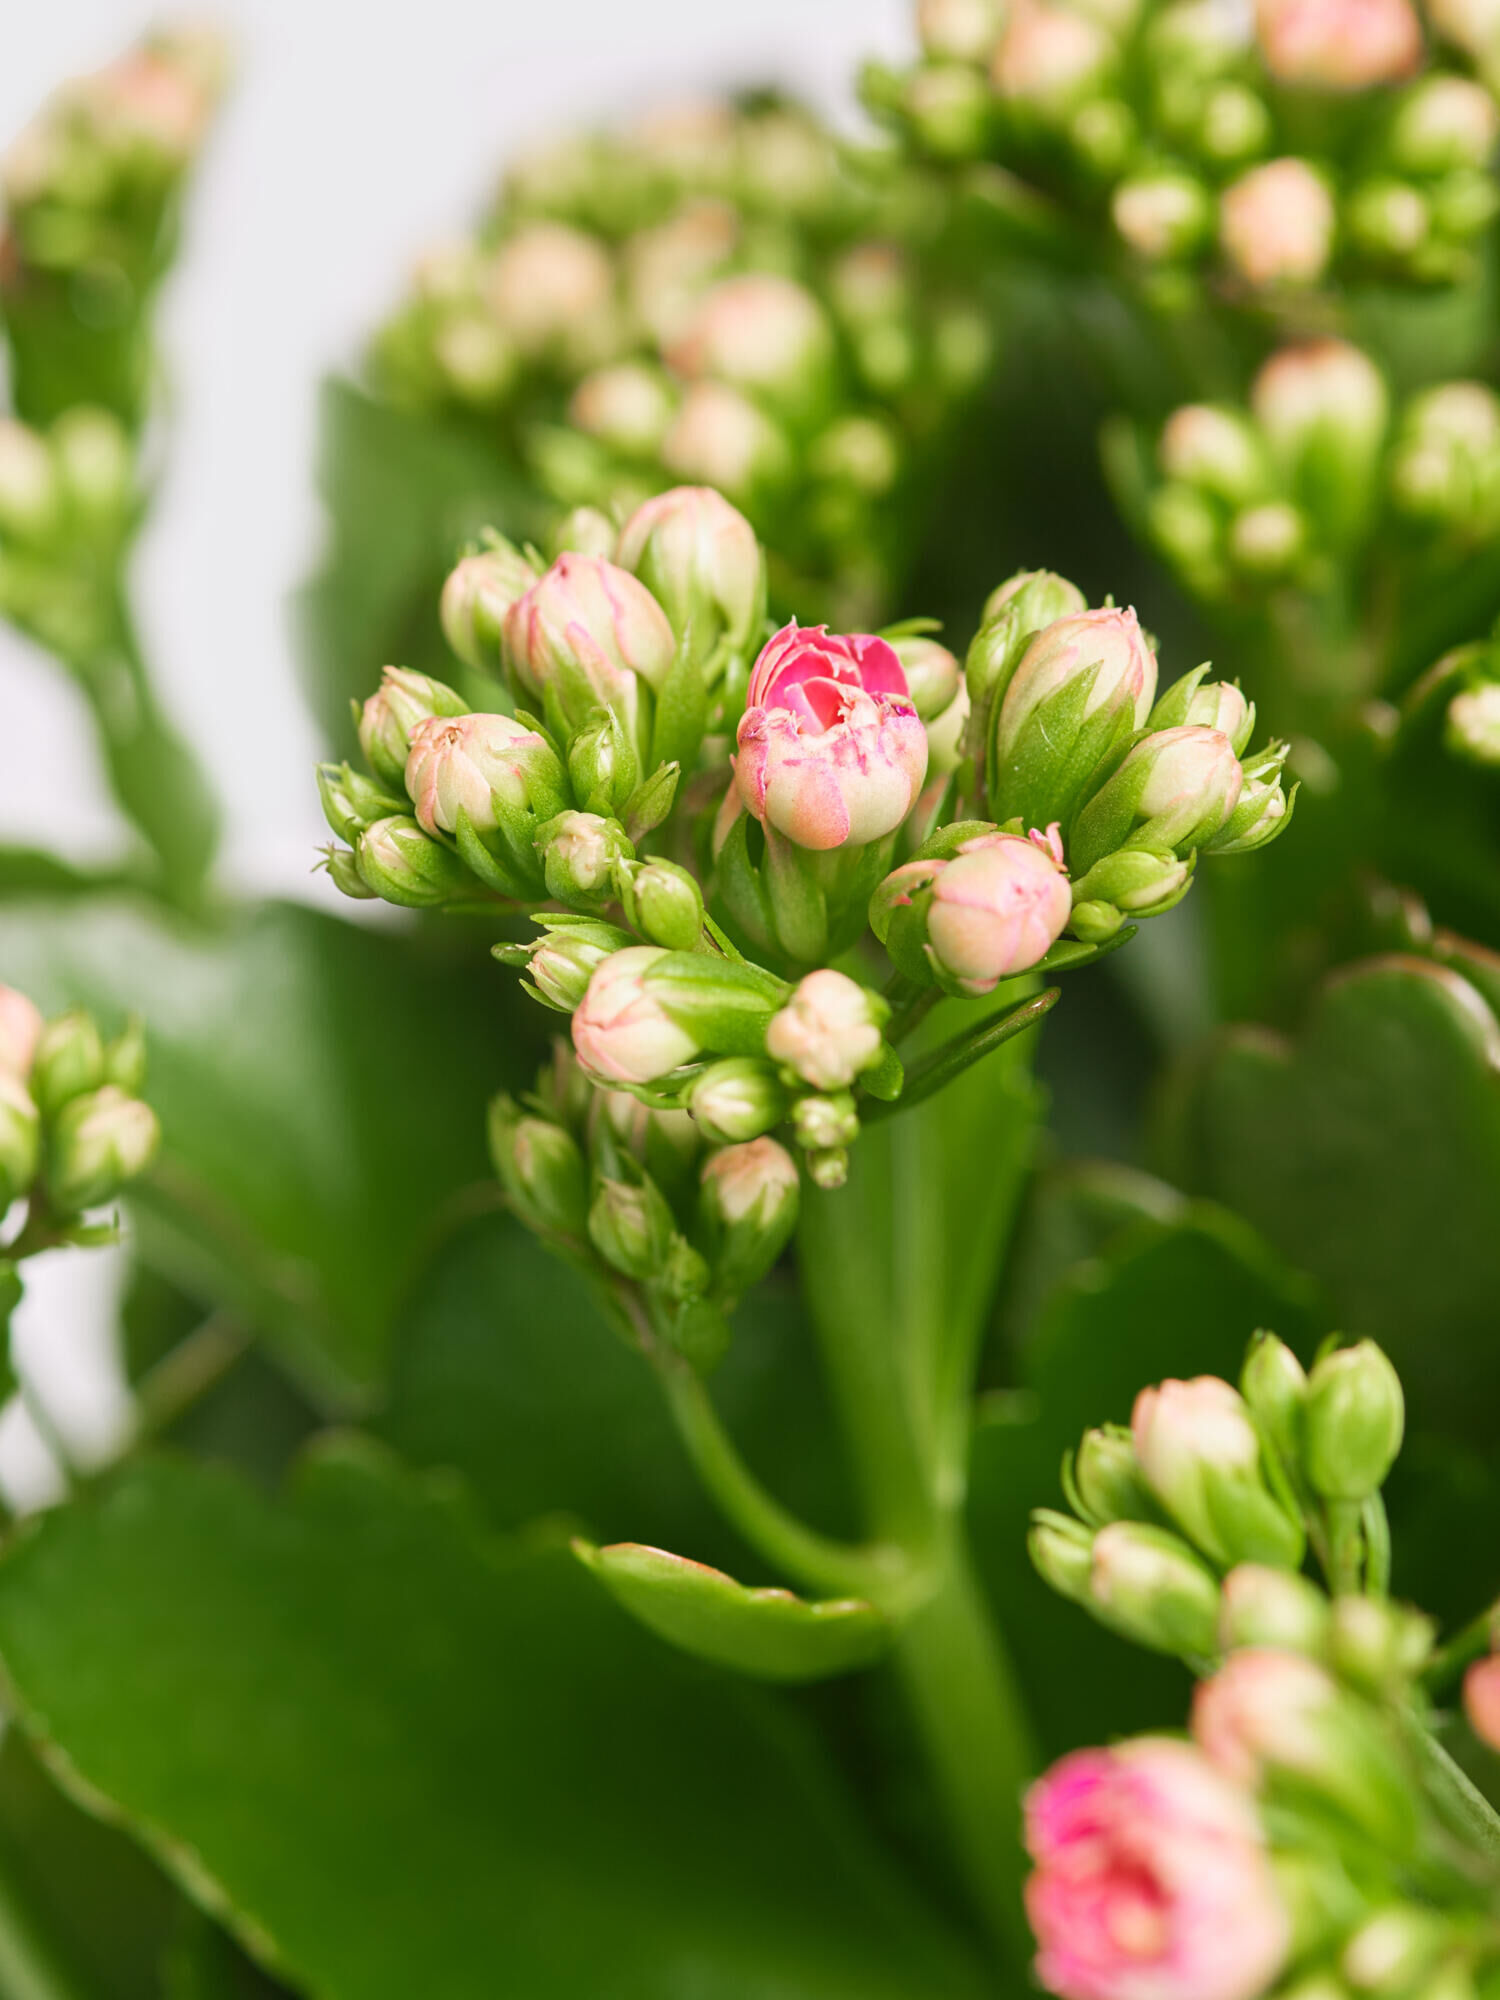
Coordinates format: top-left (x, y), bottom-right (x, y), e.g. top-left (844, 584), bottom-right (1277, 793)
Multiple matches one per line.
top-left (1218, 1564), bottom-right (1331, 1658)
top-left (792, 1092), bottom-right (859, 1152)
top-left (1072, 1424), bottom-right (1159, 1525)
top-left (616, 857), bottom-right (704, 951)
top-left (684, 1058), bottom-right (787, 1145)
top-left (51, 407), bottom-right (133, 532)
top-left (537, 811), bottom-right (635, 907)
top-left (1446, 683), bottom-right (1500, 766)
top-left (546, 505), bottom-right (619, 560)
top-left (1028, 1509), bottom-right (1096, 1606)
top-left (1241, 1329), bottom-right (1308, 1470)
top-left (1304, 1340), bottom-right (1404, 1501)
top-left (567, 708), bottom-right (639, 821)
top-left (1329, 1595), bottom-right (1434, 1696)
top-left (30, 1008), bottom-right (105, 1118)
top-left (355, 815), bottom-right (471, 908)
top-left (588, 1173), bottom-right (675, 1280)
top-left (509, 917), bottom-right (633, 1014)
top-left (317, 761), bottom-right (405, 844)
top-left (357, 667), bottom-right (469, 791)
top-left (806, 1146), bottom-right (848, 1189)
top-left (1089, 1521), bottom-right (1222, 1659)
top-left (891, 636), bottom-right (963, 722)
top-left (102, 1016), bottom-right (147, 1095)
top-left (321, 846), bottom-right (377, 900)
top-left (488, 1096), bottom-right (588, 1238)
top-left (0, 1072), bottom-right (40, 1209)
top-left (46, 1085), bottom-right (160, 1214)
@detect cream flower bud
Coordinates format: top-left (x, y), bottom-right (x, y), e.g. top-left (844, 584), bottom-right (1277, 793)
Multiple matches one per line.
top-left (1133, 1375), bottom-right (1303, 1570)
top-left (919, 0), bottom-right (1005, 61)
top-left (46, 1084), bottom-right (160, 1214)
top-left (1159, 405), bottom-right (1268, 506)
top-left (1254, 0), bottom-right (1421, 89)
top-left (765, 970), bottom-right (887, 1091)
top-left (685, 1058), bottom-right (788, 1145)
top-left (517, 918), bottom-right (632, 1015)
top-left (1134, 725), bottom-right (1244, 845)
top-left (52, 407), bottom-right (133, 530)
top-left (538, 811), bottom-right (634, 907)
top-left (699, 1137), bottom-right (801, 1296)
top-left (615, 485), bottom-right (763, 657)
top-left (1390, 77), bottom-right (1500, 175)
top-left (484, 222), bottom-right (615, 356)
top-left (925, 830), bottom-right (1073, 993)
top-left (1251, 341), bottom-right (1388, 457)
top-left (440, 543), bottom-right (538, 676)
top-left (1429, 0), bottom-right (1500, 62)
top-left (992, 0), bottom-right (1114, 116)
top-left (660, 382), bottom-right (792, 498)
top-left (0, 420), bottom-right (60, 545)
top-left (1446, 683), bottom-right (1500, 765)
top-left (404, 712), bottom-right (565, 837)
top-left (0, 1071), bottom-right (40, 1209)
top-left (0, 987), bottom-right (44, 1079)
top-left (666, 273), bottom-right (834, 414)
top-left (571, 946), bottom-right (700, 1085)
top-left (357, 668), bottom-right (469, 793)
top-left (793, 1092), bottom-right (860, 1152)
top-left (30, 1009), bottom-right (104, 1119)
top-left (568, 363), bottom-right (677, 458)
top-left (1229, 503), bottom-right (1306, 577)
top-left (1220, 159), bottom-right (1335, 289)
top-left (1112, 170), bottom-right (1212, 261)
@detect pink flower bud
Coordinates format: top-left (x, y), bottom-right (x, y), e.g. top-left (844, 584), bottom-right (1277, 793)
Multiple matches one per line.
top-left (765, 969), bottom-right (886, 1091)
top-left (1024, 1737), bottom-right (1290, 2000)
top-left (700, 1135), bottom-right (800, 1227)
top-left (0, 987), bottom-right (44, 1079)
top-left (926, 830), bottom-right (1073, 993)
top-left (1254, 0), bottom-right (1421, 89)
top-left (404, 712), bottom-right (562, 837)
top-left (616, 485), bottom-right (762, 654)
top-left (660, 382), bottom-right (791, 497)
top-left (666, 273), bottom-right (833, 407)
top-left (1251, 340), bottom-right (1388, 453)
top-left (1220, 159), bottom-right (1335, 289)
top-left (504, 553), bottom-right (677, 724)
top-left (1191, 1647), bottom-right (1342, 1789)
top-left (992, 0), bottom-right (1115, 114)
top-left (1134, 1376), bottom-right (1261, 1489)
top-left (1463, 1654), bottom-right (1500, 1750)
top-left (1131, 725), bottom-right (1244, 844)
top-left (571, 946), bottom-right (700, 1085)
top-left (734, 623), bottom-right (929, 849)
top-left (623, 199), bottom-right (739, 347)
top-left (440, 543), bottom-right (538, 675)
top-left (484, 222), bottom-right (615, 356)
top-left (996, 606), bottom-right (1158, 764)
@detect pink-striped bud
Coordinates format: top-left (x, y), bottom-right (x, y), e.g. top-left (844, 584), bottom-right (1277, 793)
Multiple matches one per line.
top-left (404, 712), bottom-right (565, 837)
top-left (504, 552), bottom-right (676, 744)
top-left (666, 273), bottom-right (833, 412)
top-left (992, 0), bottom-right (1115, 115)
top-left (1254, 0), bottom-right (1421, 88)
top-left (0, 987), bottom-right (44, 1079)
top-left (996, 606), bottom-right (1158, 764)
top-left (734, 624), bottom-right (929, 850)
top-left (484, 222), bottom-right (615, 356)
top-left (1025, 1738), bottom-right (1290, 2000)
top-left (616, 485), bottom-right (763, 656)
top-left (1133, 1376), bottom-right (1303, 1570)
top-left (925, 829), bottom-right (1073, 993)
top-left (1464, 1654), bottom-right (1500, 1750)
top-left (1220, 159), bottom-right (1335, 289)
top-left (765, 970), bottom-right (887, 1091)
top-left (571, 946), bottom-right (700, 1085)
top-left (660, 382), bottom-right (791, 497)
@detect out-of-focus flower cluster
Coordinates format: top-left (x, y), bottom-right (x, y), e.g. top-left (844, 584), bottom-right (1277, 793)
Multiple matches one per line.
top-left (369, 95), bottom-right (993, 622)
top-left (0, 984), bottom-right (159, 1248)
top-left (870, 0), bottom-right (1500, 300)
top-left (1026, 1331), bottom-right (1500, 2000)
top-left (320, 482), bottom-right (1289, 1350)
top-left (0, 405), bottom-right (136, 659)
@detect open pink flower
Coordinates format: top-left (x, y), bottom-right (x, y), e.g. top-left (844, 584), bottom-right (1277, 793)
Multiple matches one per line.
top-left (1025, 1737), bottom-right (1289, 2000)
top-left (733, 623), bottom-right (928, 850)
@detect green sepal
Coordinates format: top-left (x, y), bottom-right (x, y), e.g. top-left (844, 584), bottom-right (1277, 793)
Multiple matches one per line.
top-left (764, 828), bottom-right (829, 967)
top-left (861, 1042), bottom-right (905, 1102)
top-left (573, 1540), bottom-right (890, 1682)
top-left (651, 640), bottom-right (709, 776)
top-left (451, 808), bottom-right (536, 899)
top-left (622, 762), bottom-right (680, 844)
top-left (711, 812), bottom-right (778, 956)
top-left (644, 951), bottom-right (790, 1054)
top-left (988, 668), bottom-right (1137, 836)
top-left (651, 1291), bottom-right (732, 1372)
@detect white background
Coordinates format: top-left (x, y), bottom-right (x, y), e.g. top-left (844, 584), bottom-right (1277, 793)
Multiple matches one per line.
top-left (0, 0), bottom-right (909, 1501)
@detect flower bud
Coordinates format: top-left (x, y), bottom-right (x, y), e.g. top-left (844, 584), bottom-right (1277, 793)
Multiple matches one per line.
top-left (1345, 179), bottom-right (1430, 265)
top-left (1429, 0), bottom-right (1500, 61)
top-left (0, 1072), bottom-right (40, 1209)
top-left (488, 1097), bottom-right (588, 1238)
top-left (734, 624), bottom-right (928, 851)
top-left (1219, 1565), bottom-right (1331, 1657)
top-left (1112, 169), bottom-right (1213, 261)
top-left (989, 606), bottom-right (1157, 831)
top-left (964, 570), bottom-right (1087, 764)
top-left (30, 1008), bottom-right (105, 1118)
top-left (1089, 1521), bottom-right (1223, 1658)
top-left (354, 815), bottom-right (471, 908)
top-left (1463, 1653), bottom-right (1500, 1750)
top-left (1446, 683), bottom-right (1500, 765)
top-left (666, 273), bottom-right (834, 419)
top-left (765, 970), bottom-right (887, 1091)
top-left (0, 421), bottom-right (59, 546)
top-left (572, 946), bottom-right (700, 1085)
top-left (1302, 1340), bottom-right (1404, 1501)
top-left (317, 762), bottom-right (405, 844)
top-left (616, 858), bottom-right (704, 951)
top-left (588, 1089), bottom-right (701, 1196)
top-left (1133, 1376), bottom-right (1305, 1570)
top-left (568, 363), bottom-right (676, 458)
top-left (904, 63), bottom-right (994, 158)
top-left (685, 1058), bottom-right (788, 1144)
top-left (52, 407), bottom-right (133, 532)
top-left (1329, 1595), bottom-right (1433, 1695)
top-left (1240, 1329), bottom-right (1308, 1471)
top-left (660, 382), bottom-right (793, 499)
top-left (404, 712), bottom-right (567, 845)
top-left (1159, 406), bottom-right (1269, 508)
top-left (1199, 82), bottom-right (1273, 166)
top-left (46, 1085), bottom-right (159, 1214)
top-left (1389, 382), bottom-right (1500, 531)
top-left (1071, 1424), bottom-right (1160, 1525)
top-left (1251, 344), bottom-right (1388, 547)
top-left (505, 916), bottom-right (633, 1013)
top-left (891, 637), bottom-right (962, 722)
top-left (922, 829), bottom-right (1073, 993)
top-left (537, 811), bottom-right (635, 908)
top-left (1149, 669), bottom-right (1256, 754)
top-left (1203, 747), bottom-right (1292, 855)
top-left (484, 221), bottom-right (616, 359)
top-left (1254, 0), bottom-right (1421, 89)
top-left (357, 668), bottom-right (470, 792)
top-left (926, 683), bottom-right (971, 775)
top-left (1069, 849), bottom-right (1195, 938)
top-left (919, 0), bottom-right (1004, 58)
top-left (103, 1017), bottom-right (147, 1096)
top-left (1219, 159), bottom-right (1335, 290)
top-left (615, 485), bottom-right (763, 660)
top-left (504, 553), bottom-right (676, 752)
top-left (1228, 503), bottom-right (1306, 579)
top-left (793, 1092), bottom-right (860, 1152)
top-left (1342, 1907), bottom-right (1451, 1995)
top-left (1028, 1509), bottom-right (1096, 1605)
top-left (440, 542), bottom-right (538, 676)
top-left (699, 1137), bottom-right (800, 1295)
top-left (0, 987), bottom-right (44, 1079)
top-left (991, 0), bottom-right (1114, 119)
top-left (321, 846), bottom-right (377, 901)
top-left (588, 1173), bottom-right (676, 1280)
top-left (1390, 77), bottom-right (1500, 175)
top-left (566, 707), bottom-right (639, 820)
top-left (805, 1147), bottom-right (849, 1190)
top-left (548, 506), bottom-right (619, 561)
top-left (1072, 725), bottom-right (1243, 873)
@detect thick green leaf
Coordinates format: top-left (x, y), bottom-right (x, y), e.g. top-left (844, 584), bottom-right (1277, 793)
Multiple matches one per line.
top-left (0, 897), bottom-right (529, 1404)
top-left (1156, 954), bottom-right (1500, 1435)
top-left (574, 1539), bottom-right (888, 1682)
top-left (295, 378), bottom-right (544, 752)
top-left (0, 1444), bottom-right (989, 2000)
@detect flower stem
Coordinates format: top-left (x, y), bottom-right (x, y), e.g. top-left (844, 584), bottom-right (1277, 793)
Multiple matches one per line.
top-left (1425, 1600), bottom-right (1500, 1698)
top-left (1402, 1710), bottom-right (1500, 1866)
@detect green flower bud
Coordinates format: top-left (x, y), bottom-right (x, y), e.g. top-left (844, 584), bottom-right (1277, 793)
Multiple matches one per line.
top-left (504, 916), bottom-right (633, 1014)
top-left (1228, 502), bottom-right (1306, 579)
top-left (1071, 1424), bottom-right (1160, 1525)
top-left (616, 857), bottom-right (704, 951)
top-left (1303, 1340), bottom-right (1404, 1502)
top-left (1069, 849), bottom-right (1195, 934)
top-left (320, 846), bottom-right (376, 901)
top-left (1329, 1595), bottom-right (1434, 1696)
top-left (1342, 1907), bottom-right (1451, 1994)
top-left (1202, 748), bottom-right (1292, 855)
top-left (1028, 1509), bottom-right (1096, 1606)
top-left (1158, 405), bottom-right (1269, 508)
top-left (488, 1096), bottom-right (588, 1238)
top-left (698, 1137), bottom-right (800, 1296)
top-left (1112, 168), bottom-right (1213, 262)
top-left (683, 1058), bottom-right (788, 1145)
top-left (1148, 668), bottom-right (1255, 753)
top-left (904, 61), bottom-right (993, 159)
top-left (30, 1008), bottom-right (104, 1118)
top-left (615, 484), bottom-right (764, 662)
top-left (357, 668), bottom-right (469, 791)
top-left (1071, 725), bottom-right (1242, 874)
top-left (1218, 1564), bottom-right (1331, 1658)
top-left (891, 636), bottom-right (962, 722)
top-left (0, 1072), bottom-right (40, 1209)
top-left (806, 1146), bottom-right (849, 1190)
top-left (567, 708), bottom-right (639, 821)
top-left (354, 815), bottom-right (471, 908)
top-left (102, 1016), bottom-right (147, 1095)
top-left (588, 1172), bottom-right (675, 1279)
top-left (792, 1092), bottom-right (859, 1152)
top-left (1390, 78), bottom-right (1499, 174)
top-left (547, 504), bottom-right (620, 560)
top-left (1240, 1329), bottom-right (1308, 1470)
top-left (46, 1085), bottom-right (159, 1214)
top-left (1089, 1520), bottom-right (1223, 1659)
top-left (537, 811), bottom-right (635, 907)
top-left (963, 569), bottom-right (1087, 769)
top-left (569, 363), bottom-right (677, 460)
top-left (1347, 178), bottom-right (1430, 264)
top-left (317, 761), bottom-right (405, 844)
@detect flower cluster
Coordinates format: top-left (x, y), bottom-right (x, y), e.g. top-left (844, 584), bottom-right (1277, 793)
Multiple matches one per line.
top-left (0, 985), bottom-right (159, 1246)
top-left (325, 484), bottom-right (1289, 1314)
top-left (368, 93), bottom-right (991, 624)
top-left (0, 406), bottom-right (137, 659)
top-left (1023, 1333), bottom-right (1500, 2000)
top-left (872, 0), bottom-right (1500, 294)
